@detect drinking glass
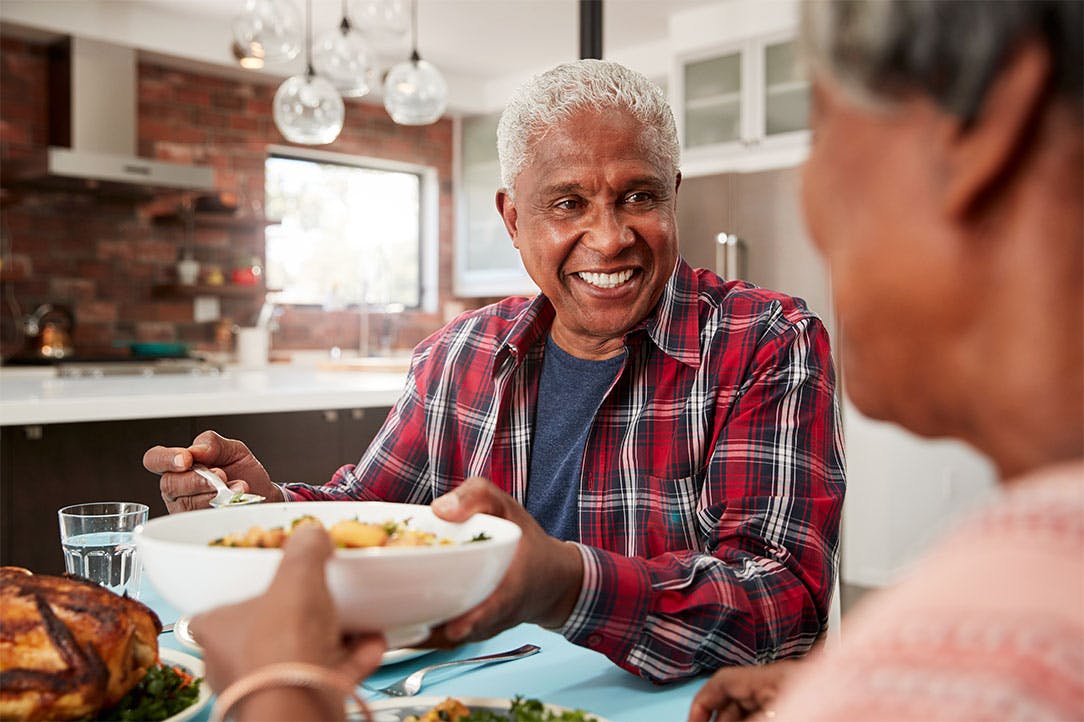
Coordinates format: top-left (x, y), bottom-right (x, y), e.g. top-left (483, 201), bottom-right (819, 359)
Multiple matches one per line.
top-left (58, 502), bottom-right (148, 598)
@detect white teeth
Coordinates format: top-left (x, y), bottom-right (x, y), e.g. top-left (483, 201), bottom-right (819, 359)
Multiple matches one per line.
top-left (577, 269), bottom-right (634, 288)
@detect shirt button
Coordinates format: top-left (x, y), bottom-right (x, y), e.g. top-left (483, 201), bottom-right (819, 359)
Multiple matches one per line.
top-left (587, 634), bottom-right (603, 647)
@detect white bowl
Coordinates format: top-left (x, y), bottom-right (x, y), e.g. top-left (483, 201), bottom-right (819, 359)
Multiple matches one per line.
top-left (136, 502), bottom-right (520, 646)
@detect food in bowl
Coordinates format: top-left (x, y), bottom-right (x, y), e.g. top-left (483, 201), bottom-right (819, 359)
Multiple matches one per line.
top-left (136, 502), bottom-right (521, 645)
top-left (208, 515), bottom-right (489, 549)
top-left (0, 567), bottom-right (161, 721)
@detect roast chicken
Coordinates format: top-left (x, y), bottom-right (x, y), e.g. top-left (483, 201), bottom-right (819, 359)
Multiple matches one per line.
top-left (0, 567), bottom-right (161, 721)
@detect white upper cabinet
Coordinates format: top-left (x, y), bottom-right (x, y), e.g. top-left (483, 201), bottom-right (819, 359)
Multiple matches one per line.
top-left (670, 1), bottom-right (809, 176)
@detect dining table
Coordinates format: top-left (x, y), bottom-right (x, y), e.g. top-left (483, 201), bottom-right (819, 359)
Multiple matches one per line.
top-left (146, 585), bottom-right (704, 722)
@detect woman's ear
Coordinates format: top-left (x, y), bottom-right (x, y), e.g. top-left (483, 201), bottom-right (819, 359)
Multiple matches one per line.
top-left (496, 189), bottom-right (520, 249)
top-left (943, 37), bottom-right (1053, 219)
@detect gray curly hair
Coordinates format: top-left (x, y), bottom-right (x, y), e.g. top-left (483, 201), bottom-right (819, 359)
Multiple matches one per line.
top-left (801, 0), bottom-right (1083, 125)
top-left (496, 59), bottom-right (680, 196)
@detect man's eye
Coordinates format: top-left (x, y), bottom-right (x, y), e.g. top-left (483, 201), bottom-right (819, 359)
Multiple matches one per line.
top-left (554, 199), bottom-right (579, 210)
top-left (624, 192), bottom-right (653, 204)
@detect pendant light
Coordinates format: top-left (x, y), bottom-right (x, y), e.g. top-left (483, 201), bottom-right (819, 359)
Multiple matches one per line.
top-left (273, 0), bottom-right (345, 145)
top-left (350, 0), bottom-right (409, 56)
top-left (383, 0), bottom-right (447, 126)
top-left (313, 0), bottom-right (377, 98)
top-left (232, 0), bottom-right (302, 65)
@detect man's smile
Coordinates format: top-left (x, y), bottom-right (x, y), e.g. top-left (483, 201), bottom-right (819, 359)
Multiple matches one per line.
top-left (574, 269), bottom-right (637, 289)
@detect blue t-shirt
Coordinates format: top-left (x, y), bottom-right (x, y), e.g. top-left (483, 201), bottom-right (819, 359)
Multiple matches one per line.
top-left (526, 336), bottom-right (625, 541)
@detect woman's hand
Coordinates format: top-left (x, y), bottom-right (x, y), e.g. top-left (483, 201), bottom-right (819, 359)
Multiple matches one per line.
top-left (687, 659), bottom-right (803, 722)
top-left (191, 524), bottom-right (385, 721)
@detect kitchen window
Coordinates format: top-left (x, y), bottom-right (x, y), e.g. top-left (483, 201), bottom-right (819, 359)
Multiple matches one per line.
top-left (264, 147), bottom-right (438, 311)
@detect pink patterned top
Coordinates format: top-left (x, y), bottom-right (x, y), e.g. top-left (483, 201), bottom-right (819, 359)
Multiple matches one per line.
top-left (773, 459), bottom-right (1084, 721)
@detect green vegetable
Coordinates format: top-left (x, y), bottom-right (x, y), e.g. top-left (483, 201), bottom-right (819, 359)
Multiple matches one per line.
top-left (468, 532), bottom-right (492, 543)
top-left (94, 663), bottom-right (201, 721)
top-left (462, 696), bottom-right (596, 722)
top-left (228, 491), bottom-right (246, 504)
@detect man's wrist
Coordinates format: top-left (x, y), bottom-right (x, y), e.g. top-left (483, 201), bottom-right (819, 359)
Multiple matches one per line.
top-left (539, 541), bottom-right (584, 629)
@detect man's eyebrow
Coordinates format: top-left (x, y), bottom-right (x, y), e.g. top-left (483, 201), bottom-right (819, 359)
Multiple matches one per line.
top-left (538, 176), bottom-right (671, 198)
top-left (539, 182), bottom-right (585, 197)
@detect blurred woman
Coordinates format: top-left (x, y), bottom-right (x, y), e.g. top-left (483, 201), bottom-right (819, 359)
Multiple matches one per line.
top-left (690, 1), bottom-right (1082, 719)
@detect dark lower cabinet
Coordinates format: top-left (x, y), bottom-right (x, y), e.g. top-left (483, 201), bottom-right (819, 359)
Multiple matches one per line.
top-left (0, 406), bottom-right (391, 575)
top-left (191, 407), bottom-right (387, 485)
top-left (1, 418), bottom-right (188, 575)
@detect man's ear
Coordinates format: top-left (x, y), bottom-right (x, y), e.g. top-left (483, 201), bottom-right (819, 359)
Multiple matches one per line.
top-left (496, 189), bottom-right (520, 249)
top-left (943, 37), bottom-right (1052, 219)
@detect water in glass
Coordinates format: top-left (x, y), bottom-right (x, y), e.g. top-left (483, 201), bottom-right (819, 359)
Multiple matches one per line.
top-left (62, 530), bottom-right (141, 597)
top-left (58, 502), bottom-right (148, 598)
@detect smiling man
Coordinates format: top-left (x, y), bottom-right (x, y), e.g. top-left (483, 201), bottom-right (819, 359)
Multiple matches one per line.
top-left (147, 60), bottom-right (845, 683)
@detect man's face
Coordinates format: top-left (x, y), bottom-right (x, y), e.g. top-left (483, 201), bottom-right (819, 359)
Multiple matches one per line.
top-left (801, 74), bottom-right (979, 432)
top-left (497, 109), bottom-right (680, 360)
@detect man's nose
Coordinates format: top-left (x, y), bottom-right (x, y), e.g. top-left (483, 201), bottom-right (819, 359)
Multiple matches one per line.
top-left (580, 207), bottom-right (634, 256)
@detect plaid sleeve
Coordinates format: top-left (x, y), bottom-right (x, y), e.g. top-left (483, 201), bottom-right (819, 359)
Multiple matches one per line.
top-left (561, 315), bottom-right (845, 682)
top-left (280, 350), bottom-right (434, 503)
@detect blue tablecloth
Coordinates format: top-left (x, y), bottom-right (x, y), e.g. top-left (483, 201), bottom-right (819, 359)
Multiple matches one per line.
top-left (148, 587), bottom-right (702, 722)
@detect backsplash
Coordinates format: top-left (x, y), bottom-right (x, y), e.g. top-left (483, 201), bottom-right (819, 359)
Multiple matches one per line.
top-left (0, 36), bottom-right (500, 361)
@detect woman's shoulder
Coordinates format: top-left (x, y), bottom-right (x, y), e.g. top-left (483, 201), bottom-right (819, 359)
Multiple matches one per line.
top-left (772, 461), bottom-right (1083, 721)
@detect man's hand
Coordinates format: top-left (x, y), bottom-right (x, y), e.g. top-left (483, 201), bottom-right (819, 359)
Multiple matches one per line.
top-left (190, 524), bottom-right (385, 721)
top-left (687, 659), bottom-right (803, 722)
top-left (143, 430), bottom-right (282, 513)
top-left (424, 477), bottom-right (583, 646)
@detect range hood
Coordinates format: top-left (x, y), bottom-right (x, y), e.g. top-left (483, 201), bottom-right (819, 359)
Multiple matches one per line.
top-left (8, 37), bottom-right (214, 195)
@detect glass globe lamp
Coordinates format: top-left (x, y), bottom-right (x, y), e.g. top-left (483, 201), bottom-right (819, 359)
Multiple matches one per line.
top-left (273, 69), bottom-right (345, 145)
top-left (232, 0), bottom-right (302, 64)
top-left (313, 18), bottom-right (377, 98)
top-left (350, 0), bottom-right (409, 37)
top-left (383, 52), bottom-right (448, 126)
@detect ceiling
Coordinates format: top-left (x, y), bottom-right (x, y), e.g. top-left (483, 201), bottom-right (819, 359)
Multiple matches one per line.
top-left (0, 0), bottom-right (725, 113)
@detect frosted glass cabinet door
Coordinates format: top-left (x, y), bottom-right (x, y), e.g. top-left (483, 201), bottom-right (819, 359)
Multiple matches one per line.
top-left (764, 39), bottom-right (809, 136)
top-left (683, 52), bottom-right (742, 148)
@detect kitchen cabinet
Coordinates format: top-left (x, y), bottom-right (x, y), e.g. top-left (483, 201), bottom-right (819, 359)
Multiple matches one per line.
top-left (1, 418), bottom-right (189, 575)
top-left (191, 407), bottom-right (389, 485)
top-left (673, 33), bottom-right (810, 177)
top-left (0, 406), bottom-right (391, 574)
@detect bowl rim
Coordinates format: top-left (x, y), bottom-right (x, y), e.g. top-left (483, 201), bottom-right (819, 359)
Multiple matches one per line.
top-left (136, 501), bottom-right (521, 559)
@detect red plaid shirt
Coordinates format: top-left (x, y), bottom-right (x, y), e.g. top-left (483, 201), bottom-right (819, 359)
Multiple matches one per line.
top-left (283, 259), bottom-right (845, 682)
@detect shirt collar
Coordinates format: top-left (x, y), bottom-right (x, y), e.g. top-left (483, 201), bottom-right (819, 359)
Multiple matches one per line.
top-left (498, 257), bottom-right (702, 369)
top-left (642, 258), bottom-right (702, 369)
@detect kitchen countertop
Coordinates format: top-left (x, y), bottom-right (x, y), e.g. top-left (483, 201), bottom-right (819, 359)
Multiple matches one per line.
top-left (0, 364), bottom-right (409, 426)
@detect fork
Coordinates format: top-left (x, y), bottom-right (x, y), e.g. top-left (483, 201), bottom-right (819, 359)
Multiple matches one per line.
top-left (367, 643), bottom-right (541, 696)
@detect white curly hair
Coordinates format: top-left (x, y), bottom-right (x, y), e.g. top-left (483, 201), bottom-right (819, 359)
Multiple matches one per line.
top-left (496, 59), bottom-right (680, 196)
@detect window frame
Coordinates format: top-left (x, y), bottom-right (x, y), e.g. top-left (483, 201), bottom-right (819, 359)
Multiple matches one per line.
top-left (265, 144), bottom-right (440, 314)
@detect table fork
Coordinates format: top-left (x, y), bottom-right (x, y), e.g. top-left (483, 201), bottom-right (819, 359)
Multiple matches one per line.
top-left (367, 643), bottom-right (541, 697)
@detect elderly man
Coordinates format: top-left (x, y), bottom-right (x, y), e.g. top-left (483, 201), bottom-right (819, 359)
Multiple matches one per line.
top-left (689, 0), bottom-right (1083, 719)
top-left (146, 61), bottom-right (845, 683)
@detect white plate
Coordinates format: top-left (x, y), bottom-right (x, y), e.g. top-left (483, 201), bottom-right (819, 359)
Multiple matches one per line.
top-left (358, 696), bottom-right (610, 722)
top-left (173, 615), bottom-right (433, 667)
top-left (379, 647), bottom-right (434, 667)
top-left (158, 648), bottom-right (211, 722)
top-left (172, 616), bottom-right (202, 654)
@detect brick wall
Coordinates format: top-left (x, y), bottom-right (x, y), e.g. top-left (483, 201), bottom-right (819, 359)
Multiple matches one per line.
top-left (0, 37), bottom-right (500, 360)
